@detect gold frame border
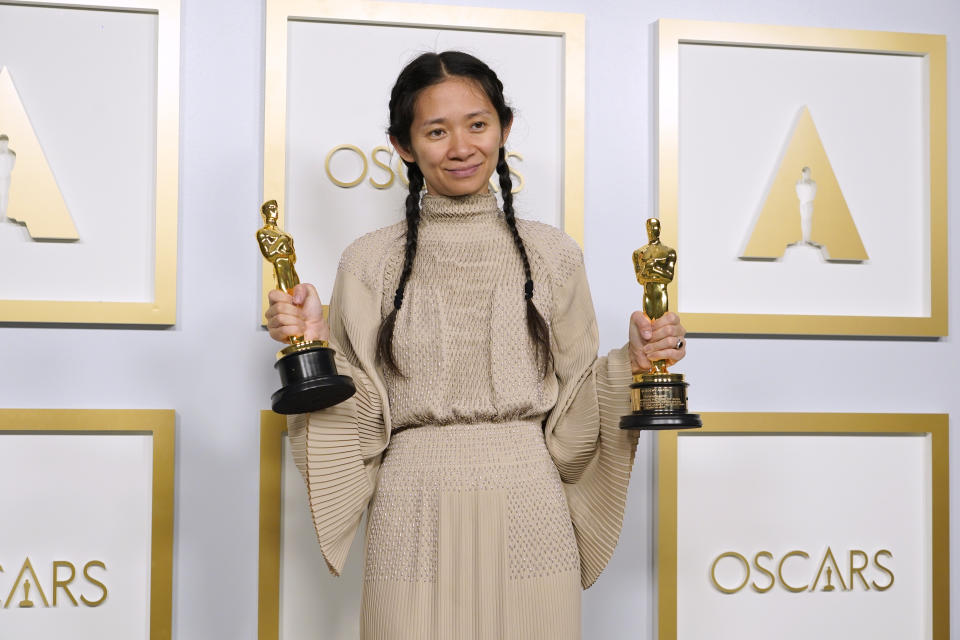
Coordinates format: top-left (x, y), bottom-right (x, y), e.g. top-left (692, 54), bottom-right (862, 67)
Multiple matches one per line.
top-left (0, 0), bottom-right (179, 325)
top-left (657, 412), bottom-right (949, 640)
top-left (261, 0), bottom-right (585, 315)
top-left (657, 19), bottom-right (948, 336)
top-left (257, 410), bottom-right (286, 640)
top-left (0, 409), bottom-right (176, 639)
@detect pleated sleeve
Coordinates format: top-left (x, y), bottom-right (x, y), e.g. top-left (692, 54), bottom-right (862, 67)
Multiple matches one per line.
top-left (287, 266), bottom-right (391, 577)
top-left (543, 258), bottom-right (637, 590)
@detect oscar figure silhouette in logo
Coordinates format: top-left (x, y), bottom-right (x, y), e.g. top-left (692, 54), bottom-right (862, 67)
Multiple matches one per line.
top-left (19, 579), bottom-right (34, 608)
top-left (0, 134), bottom-right (15, 218)
top-left (794, 166), bottom-right (821, 249)
top-left (822, 566), bottom-right (836, 592)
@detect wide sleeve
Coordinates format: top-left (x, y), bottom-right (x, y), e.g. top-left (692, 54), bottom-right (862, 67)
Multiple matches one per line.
top-left (542, 259), bottom-right (637, 589)
top-left (286, 266), bottom-right (392, 576)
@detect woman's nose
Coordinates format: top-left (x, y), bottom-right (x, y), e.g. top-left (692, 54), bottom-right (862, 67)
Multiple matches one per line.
top-left (446, 129), bottom-right (472, 159)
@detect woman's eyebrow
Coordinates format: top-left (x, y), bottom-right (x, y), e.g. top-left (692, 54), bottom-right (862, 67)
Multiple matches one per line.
top-left (421, 110), bottom-right (493, 127)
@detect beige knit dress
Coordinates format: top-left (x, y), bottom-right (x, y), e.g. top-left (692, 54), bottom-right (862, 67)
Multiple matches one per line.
top-left (288, 192), bottom-right (638, 639)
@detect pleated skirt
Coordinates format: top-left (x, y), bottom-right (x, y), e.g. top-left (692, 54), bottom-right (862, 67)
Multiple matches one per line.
top-left (361, 420), bottom-right (582, 640)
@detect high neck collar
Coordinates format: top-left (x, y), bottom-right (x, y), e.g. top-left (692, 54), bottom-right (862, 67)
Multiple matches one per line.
top-left (420, 192), bottom-right (499, 220)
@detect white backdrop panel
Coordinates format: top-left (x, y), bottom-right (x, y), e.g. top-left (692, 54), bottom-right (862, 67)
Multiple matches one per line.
top-left (677, 433), bottom-right (932, 640)
top-left (0, 433), bottom-right (153, 639)
top-left (677, 43), bottom-right (928, 317)
top-left (285, 20), bottom-right (564, 298)
top-left (0, 4), bottom-right (157, 303)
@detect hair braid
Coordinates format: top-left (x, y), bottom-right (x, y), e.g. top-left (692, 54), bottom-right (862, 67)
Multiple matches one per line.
top-left (376, 162), bottom-right (424, 374)
top-left (497, 149), bottom-right (553, 375)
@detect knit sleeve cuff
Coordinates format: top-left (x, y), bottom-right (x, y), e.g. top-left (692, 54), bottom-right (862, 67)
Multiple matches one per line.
top-left (566, 344), bottom-right (638, 589)
top-left (285, 349), bottom-right (381, 576)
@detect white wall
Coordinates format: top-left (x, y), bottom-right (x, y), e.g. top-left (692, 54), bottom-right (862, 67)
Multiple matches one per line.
top-left (0, 0), bottom-right (956, 638)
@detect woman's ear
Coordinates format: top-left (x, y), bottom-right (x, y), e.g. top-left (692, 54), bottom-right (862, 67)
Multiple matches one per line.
top-left (500, 120), bottom-right (513, 146)
top-left (389, 135), bottom-right (416, 164)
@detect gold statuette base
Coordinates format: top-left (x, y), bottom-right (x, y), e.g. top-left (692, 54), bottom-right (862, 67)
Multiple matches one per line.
top-left (620, 372), bottom-right (702, 431)
top-left (277, 338), bottom-right (328, 360)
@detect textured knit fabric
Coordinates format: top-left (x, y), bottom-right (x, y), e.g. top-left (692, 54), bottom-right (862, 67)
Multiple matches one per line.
top-left (287, 192), bottom-right (637, 640)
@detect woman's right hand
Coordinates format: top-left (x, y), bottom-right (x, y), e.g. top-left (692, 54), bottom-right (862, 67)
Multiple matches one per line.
top-left (265, 283), bottom-right (329, 344)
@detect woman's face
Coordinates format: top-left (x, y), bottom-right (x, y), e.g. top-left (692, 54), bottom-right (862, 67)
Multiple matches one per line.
top-left (391, 76), bottom-right (511, 197)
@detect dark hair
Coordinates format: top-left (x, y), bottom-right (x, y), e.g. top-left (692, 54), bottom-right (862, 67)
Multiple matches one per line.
top-left (377, 51), bottom-right (552, 376)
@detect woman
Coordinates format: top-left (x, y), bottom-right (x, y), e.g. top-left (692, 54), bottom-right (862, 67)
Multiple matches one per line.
top-left (265, 51), bottom-right (686, 639)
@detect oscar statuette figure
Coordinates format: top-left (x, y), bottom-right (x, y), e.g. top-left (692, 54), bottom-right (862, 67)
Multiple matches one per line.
top-left (258, 199), bottom-right (355, 414)
top-left (620, 218), bottom-right (701, 430)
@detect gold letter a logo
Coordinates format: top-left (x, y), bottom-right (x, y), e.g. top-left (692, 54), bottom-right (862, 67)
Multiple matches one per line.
top-left (0, 66), bottom-right (78, 240)
top-left (741, 107), bottom-right (867, 261)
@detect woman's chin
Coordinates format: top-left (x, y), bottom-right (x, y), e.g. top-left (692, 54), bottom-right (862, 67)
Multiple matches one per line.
top-left (428, 182), bottom-right (492, 198)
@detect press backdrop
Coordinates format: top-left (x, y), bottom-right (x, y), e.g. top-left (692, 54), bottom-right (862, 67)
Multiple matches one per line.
top-left (0, 0), bottom-right (957, 638)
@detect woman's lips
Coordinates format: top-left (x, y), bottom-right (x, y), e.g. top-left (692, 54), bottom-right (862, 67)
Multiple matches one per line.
top-left (446, 164), bottom-right (481, 178)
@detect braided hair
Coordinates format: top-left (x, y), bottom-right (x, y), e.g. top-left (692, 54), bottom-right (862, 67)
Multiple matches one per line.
top-left (377, 51), bottom-right (552, 376)
top-left (496, 147), bottom-right (552, 374)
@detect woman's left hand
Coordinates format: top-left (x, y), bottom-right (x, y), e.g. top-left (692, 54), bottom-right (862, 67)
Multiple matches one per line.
top-left (628, 311), bottom-right (687, 374)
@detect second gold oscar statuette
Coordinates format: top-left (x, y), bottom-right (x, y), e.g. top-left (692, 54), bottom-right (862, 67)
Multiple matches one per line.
top-left (620, 218), bottom-right (701, 430)
top-left (257, 199), bottom-right (355, 414)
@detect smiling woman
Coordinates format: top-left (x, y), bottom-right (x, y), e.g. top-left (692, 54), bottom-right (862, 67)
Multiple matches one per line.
top-left (391, 76), bottom-right (511, 198)
top-left (263, 51), bottom-right (689, 640)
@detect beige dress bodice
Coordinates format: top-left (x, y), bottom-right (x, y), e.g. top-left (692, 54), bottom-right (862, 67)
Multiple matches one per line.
top-left (288, 192), bottom-right (638, 599)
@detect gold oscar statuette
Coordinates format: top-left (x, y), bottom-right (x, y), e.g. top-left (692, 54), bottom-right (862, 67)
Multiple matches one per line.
top-left (258, 199), bottom-right (355, 414)
top-left (620, 218), bottom-right (701, 430)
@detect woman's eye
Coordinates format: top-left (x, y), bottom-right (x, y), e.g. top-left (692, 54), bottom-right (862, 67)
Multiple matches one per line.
top-left (428, 128), bottom-right (445, 138)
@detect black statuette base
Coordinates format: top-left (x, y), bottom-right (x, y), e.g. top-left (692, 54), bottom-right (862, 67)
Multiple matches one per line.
top-left (272, 346), bottom-right (356, 415)
top-left (619, 412), bottom-right (702, 430)
top-left (619, 373), bottom-right (702, 431)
